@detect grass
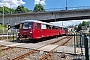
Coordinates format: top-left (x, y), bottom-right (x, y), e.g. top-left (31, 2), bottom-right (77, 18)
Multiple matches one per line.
top-left (0, 24), bottom-right (8, 34)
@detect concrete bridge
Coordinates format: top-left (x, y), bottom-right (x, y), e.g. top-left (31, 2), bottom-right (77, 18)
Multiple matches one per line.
top-left (0, 6), bottom-right (90, 25)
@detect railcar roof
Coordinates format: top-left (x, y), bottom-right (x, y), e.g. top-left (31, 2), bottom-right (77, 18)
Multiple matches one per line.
top-left (21, 20), bottom-right (52, 25)
top-left (21, 20), bottom-right (62, 27)
top-left (21, 20), bottom-right (42, 23)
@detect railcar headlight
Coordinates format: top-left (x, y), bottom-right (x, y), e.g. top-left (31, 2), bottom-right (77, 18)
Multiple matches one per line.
top-left (18, 32), bottom-right (20, 33)
top-left (30, 32), bottom-right (32, 33)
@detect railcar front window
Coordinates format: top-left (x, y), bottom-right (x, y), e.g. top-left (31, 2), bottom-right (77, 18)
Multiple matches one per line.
top-left (29, 22), bottom-right (33, 29)
top-left (29, 24), bottom-right (32, 29)
top-left (22, 22), bottom-right (33, 29)
top-left (23, 23), bottom-right (29, 29)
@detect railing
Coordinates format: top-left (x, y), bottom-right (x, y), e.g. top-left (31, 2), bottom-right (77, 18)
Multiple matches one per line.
top-left (45, 6), bottom-right (90, 11)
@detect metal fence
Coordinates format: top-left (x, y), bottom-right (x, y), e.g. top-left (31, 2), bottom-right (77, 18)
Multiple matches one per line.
top-left (74, 33), bottom-right (90, 60)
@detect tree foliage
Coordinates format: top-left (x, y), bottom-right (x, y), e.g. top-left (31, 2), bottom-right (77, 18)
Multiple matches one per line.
top-left (77, 23), bottom-right (82, 31)
top-left (15, 5), bottom-right (28, 13)
top-left (0, 6), bottom-right (10, 14)
top-left (75, 21), bottom-right (89, 32)
top-left (0, 5), bottom-right (32, 14)
top-left (33, 4), bottom-right (45, 12)
top-left (82, 21), bottom-right (87, 26)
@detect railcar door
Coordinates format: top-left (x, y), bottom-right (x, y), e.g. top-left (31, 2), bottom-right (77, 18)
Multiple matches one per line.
top-left (33, 23), bottom-right (41, 39)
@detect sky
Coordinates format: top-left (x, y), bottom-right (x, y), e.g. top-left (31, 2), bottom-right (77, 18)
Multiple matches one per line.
top-left (0, 0), bottom-right (90, 27)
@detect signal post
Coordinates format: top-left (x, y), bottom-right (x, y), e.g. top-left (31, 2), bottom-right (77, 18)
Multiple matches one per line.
top-left (7, 24), bottom-right (11, 40)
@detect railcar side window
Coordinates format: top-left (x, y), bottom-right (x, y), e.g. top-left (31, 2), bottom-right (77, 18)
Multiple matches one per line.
top-left (46, 25), bottom-right (50, 29)
top-left (55, 27), bottom-right (58, 30)
top-left (41, 24), bottom-right (46, 29)
top-left (52, 26), bottom-right (55, 29)
top-left (37, 23), bottom-right (41, 29)
top-left (50, 26), bottom-right (53, 29)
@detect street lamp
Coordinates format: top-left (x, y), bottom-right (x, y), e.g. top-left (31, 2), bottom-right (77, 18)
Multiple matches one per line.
top-left (10, 4), bottom-right (12, 14)
top-left (66, 0), bottom-right (67, 10)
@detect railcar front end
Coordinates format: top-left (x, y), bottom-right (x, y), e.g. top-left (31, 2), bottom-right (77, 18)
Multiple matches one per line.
top-left (18, 22), bottom-right (34, 39)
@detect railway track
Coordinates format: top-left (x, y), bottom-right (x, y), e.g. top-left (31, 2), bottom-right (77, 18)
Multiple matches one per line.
top-left (40, 36), bottom-right (72, 60)
top-left (0, 45), bottom-right (15, 51)
top-left (0, 43), bottom-right (24, 51)
top-left (12, 36), bottom-right (73, 60)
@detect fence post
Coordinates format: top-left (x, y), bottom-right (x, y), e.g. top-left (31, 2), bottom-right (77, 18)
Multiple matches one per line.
top-left (80, 33), bottom-right (83, 55)
top-left (84, 34), bottom-right (89, 60)
top-left (76, 32), bottom-right (78, 47)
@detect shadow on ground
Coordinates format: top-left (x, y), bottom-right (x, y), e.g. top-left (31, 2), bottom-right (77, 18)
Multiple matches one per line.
top-left (10, 35), bottom-right (62, 43)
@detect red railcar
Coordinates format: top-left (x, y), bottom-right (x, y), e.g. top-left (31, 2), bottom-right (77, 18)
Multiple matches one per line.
top-left (16, 20), bottom-right (66, 40)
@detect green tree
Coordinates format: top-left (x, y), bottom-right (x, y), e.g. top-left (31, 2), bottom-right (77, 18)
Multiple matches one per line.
top-left (74, 25), bottom-right (78, 32)
top-left (15, 5), bottom-right (24, 13)
top-left (77, 23), bottom-right (82, 31)
top-left (0, 7), bottom-right (2, 14)
top-left (15, 5), bottom-right (30, 13)
top-left (75, 21), bottom-right (89, 32)
top-left (4, 6), bottom-right (10, 14)
top-left (81, 21), bottom-right (87, 26)
top-left (0, 6), bottom-right (31, 14)
top-left (11, 9), bottom-right (15, 14)
top-left (0, 6), bottom-right (11, 14)
top-left (0, 6), bottom-right (15, 14)
top-left (33, 4), bottom-right (45, 12)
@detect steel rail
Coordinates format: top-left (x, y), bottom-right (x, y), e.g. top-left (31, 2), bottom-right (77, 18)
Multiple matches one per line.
top-left (12, 36), bottom-right (70, 60)
top-left (1, 43), bottom-right (25, 51)
top-left (2, 46), bottom-right (15, 51)
top-left (50, 36), bottom-right (69, 44)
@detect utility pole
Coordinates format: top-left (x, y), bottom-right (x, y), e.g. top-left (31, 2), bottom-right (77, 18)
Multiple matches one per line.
top-left (0, 1), bottom-right (4, 40)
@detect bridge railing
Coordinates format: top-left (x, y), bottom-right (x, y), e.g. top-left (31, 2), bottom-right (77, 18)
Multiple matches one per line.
top-left (45, 8), bottom-right (65, 11)
top-left (45, 6), bottom-right (90, 11)
top-left (67, 6), bottom-right (90, 10)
